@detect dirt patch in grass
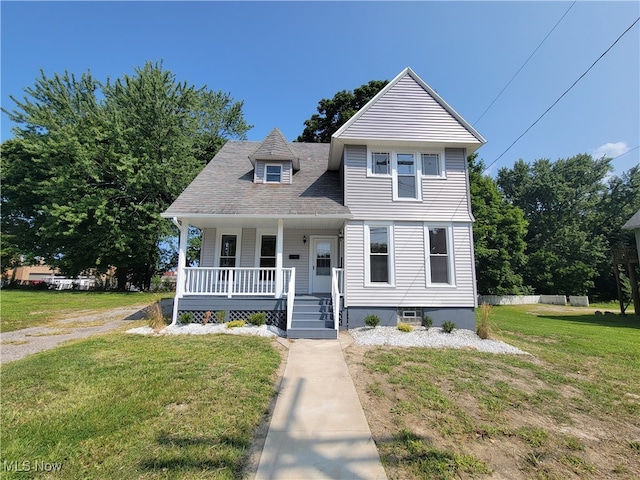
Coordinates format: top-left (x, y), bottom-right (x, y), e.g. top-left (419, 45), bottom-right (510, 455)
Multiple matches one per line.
top-left (345, 343), bottom-right (640, 479)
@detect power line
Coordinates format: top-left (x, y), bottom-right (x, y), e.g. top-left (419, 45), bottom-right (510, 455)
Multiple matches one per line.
top-left (611, 145), bottom-right (639, 161)
top-left (483, 16), bottom-right (640, 175)
top-left (473, 1), bottom-right (576, 126)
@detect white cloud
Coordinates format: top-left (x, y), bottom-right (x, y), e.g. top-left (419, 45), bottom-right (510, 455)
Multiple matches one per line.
top-left (592, 141), bottom-right (629, 159)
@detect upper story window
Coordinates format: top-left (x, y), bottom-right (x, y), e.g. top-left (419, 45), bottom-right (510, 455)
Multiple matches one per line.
top-left (265, 164), bottom-right (282, 183)
top-left (367, 147), bottom-right (445, 200)
top-left (421, 153), bottom-right (443, 177)
top-left (396, 153), bottom-right (418, 199)
top-left (371, 152), bottom-right (390, 175)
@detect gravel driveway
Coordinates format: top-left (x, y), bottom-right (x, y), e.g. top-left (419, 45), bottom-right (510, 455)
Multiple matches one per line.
top-left (0, 299), bottom-right (173, 364)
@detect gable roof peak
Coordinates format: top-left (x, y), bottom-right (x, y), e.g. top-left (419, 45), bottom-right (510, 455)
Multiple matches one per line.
top-left (328, 66), bottom-right (487, 169)
top-left (249, 127), bottom-right (300, 170)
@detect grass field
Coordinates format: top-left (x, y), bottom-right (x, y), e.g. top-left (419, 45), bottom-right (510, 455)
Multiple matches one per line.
top-left (0, 290), bottom-right (171, 332)
top-left (1, 334), bottom-right (282, 479)
top-left (346, 304), bottom-right (640, 479)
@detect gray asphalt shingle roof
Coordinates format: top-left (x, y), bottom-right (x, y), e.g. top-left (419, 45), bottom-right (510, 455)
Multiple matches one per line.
top-left (163, 140), bottom-right (349, 216)
top-left (623, 209), bottom-right (640, 229)
top-left (249, 128), bottom-right (299, 169)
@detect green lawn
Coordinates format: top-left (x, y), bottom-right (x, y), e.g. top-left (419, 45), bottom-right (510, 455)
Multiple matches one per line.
top-left (347, 305), bottom-right (640, 479)
top-left (1, 334), bottom-right (281, 479)
top-left (0, 290), bottom-right (171, 332)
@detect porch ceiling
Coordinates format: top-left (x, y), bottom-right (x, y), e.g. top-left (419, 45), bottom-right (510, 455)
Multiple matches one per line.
top-left (177, 215), bottom-right (350, 231)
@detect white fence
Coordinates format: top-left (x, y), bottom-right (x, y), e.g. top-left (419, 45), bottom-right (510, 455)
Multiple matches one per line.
top-left (478, 295), bottom-right (589, 307)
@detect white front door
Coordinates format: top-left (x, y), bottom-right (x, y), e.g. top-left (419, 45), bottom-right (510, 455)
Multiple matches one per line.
top-left (310, 237), bottom-right (336, 293)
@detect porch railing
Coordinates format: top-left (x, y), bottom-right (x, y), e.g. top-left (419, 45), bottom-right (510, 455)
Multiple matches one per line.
top-left (331, 268), bottom-right (344, 331)
top-left (183, 267), bottom-right (292, 297)
top-left (286, 268), bottom-right (296, 331)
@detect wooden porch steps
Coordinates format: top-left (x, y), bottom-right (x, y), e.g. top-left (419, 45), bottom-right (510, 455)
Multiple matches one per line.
top-left (287, 296), bottom-right (338, 340)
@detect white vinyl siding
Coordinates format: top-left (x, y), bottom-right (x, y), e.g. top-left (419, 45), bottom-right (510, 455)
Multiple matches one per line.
top-left (344, 221), bottom-right (475, 308)
top-left (339, 74), bottom-right (480, 143)
top-left (200, 228), bottom-right (217, 267)
top-left (240, 228), bottom-right (256, 267)
top-left (345, 145), bottom-right (472, 221)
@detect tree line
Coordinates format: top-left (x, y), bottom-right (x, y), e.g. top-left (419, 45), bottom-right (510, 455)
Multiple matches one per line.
top-left (1, 62), bottom-right (250, 290)
top-left (2, 69), bottom-right (638, 299)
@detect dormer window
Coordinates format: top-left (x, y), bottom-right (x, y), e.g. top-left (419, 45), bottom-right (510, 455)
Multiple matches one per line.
top-left (265, 164), bottom-right (282, 183)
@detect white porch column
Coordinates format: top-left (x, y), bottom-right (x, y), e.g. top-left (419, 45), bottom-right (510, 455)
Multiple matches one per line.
top-left (275, 218), bottom-right (284, 297)
top-left (171, 218), bottom-right (189, 325)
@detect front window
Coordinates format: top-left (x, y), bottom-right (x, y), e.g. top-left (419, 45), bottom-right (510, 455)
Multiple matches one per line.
top-left (369, 226), bottom-right (389, 283)
top-left (265, 165), bottom-right (282, 183)
top-left (396, 153), bottom-right (417, 198)
top-left (428, 228), bottom-right (449, 283)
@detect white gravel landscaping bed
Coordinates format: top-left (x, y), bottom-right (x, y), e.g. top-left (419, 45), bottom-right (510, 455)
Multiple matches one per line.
top-left (127, 324), bottom-right (527, 354)
top-left (127, 324), bottom-right (285, 338)
top-left (349, 326), bottom-right (529, 354)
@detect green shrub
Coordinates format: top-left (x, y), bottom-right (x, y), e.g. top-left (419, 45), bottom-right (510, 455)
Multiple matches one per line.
top-left (364, 314), bottom-right (381, 328)
top-left (216, 310), bottom-right (226, 324)
top-left (397, 322), bottom-right (413, 332)
top-left (423, 315), bottom-right (433, 329)
top-left (178, 312), bottom-right (193, 325)
top-left (441, 320), bottom-right (456, 333)
top-left (248, 312), bottom-right (266, 326)
top-left (226, 320), bottom-right (246, 329)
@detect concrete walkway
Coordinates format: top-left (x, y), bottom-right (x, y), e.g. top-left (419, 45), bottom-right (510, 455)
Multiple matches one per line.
top-left (255, 335), bottom-right (387, 480)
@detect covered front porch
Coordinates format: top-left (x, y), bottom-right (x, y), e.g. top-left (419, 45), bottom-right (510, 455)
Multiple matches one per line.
top-left (168, 215), bottom-right (348, 338)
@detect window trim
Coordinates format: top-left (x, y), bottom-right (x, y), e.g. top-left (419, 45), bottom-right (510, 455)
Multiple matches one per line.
top-left (367, 148), bottom-right (391, 177)
top-left (421, 152), bottom-right (446, 178)
top-left (254, 229), bottom-right (278, 268)
top-left (364, 222), bottom-right (395, 287)
top-left (392, 151), bottom-right (422, 201)
top-left (423, 223), bottom-right (456, 287)
top-left (264, 164), bottom-right (283, 184)
top-left (214, 228), bottom-right (242, 268)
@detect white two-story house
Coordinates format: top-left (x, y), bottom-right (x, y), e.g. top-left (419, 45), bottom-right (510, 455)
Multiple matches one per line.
top-left (162, 67), bottom-right (486, 339)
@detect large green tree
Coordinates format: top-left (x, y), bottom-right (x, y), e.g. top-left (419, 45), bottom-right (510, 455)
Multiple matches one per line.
top-left (296, 80), bottom-right (388, 142)
top-left (593, 165), bottom-right (640, 300)
top-left (497, 154), bottom-right (612, 295)
top-left (468, 154), bottom-right (528, 294)
top-left (1, 62), bottom-right (251, 289)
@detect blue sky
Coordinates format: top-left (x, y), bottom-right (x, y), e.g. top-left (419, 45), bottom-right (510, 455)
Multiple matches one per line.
top-left (2, 1), bottom-right (639, 176)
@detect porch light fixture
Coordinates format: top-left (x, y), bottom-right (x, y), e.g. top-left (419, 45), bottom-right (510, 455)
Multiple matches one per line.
top-left (303, 235), bottom-right (307, 244)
